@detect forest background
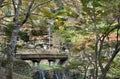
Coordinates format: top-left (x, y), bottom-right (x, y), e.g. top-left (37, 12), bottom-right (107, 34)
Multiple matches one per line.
top-left (0, 0), bottom-right (120, 79)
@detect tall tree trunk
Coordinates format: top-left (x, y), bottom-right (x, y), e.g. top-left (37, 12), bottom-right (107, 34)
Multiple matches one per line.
top-left (83, 66), bottom-right (89, 79)
top-left (6, 25), bottom-right (20, 79)
top-left (92, 5), bottom-right (98, 79)
top-left (99, 70), bottom-right (107, 79)
top-left (6, 56), bottom-right (13, 79)
top-left (5, 0), bottom-right (48, 79)
top-left (99, 48), bottom-right (120, 79)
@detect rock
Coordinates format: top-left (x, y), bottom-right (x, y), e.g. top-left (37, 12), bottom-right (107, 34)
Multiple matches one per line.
top-left (13, 60), bottom-right (32, 76)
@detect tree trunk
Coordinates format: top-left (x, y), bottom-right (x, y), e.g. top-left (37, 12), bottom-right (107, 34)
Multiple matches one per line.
top-left (99, 68), bottom-right (108, 79)
top-left (0, 70), bottom-right (3, 79)
top-left (6, 56), bottom-right (13, 79)
top-left (83, 67), bottom-right (88, 79)
top-left (6, 25), bottom-right (20, 79)
top-left (99, 47), bottom-right (120, 79)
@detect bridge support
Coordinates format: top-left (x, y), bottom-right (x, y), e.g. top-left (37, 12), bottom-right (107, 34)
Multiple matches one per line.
top-left (58, 59), bottom-right (67, 65)
top-left (48, 59), bottom-right (56, 66)
top-left (32, 60), bottom-right (41, 67)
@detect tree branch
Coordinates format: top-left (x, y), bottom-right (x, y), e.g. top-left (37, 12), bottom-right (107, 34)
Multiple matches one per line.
top-left (31, 0), bottom-right (52, 12)
top-left (98, 10), bottom-right (120, 79)
top-left (98, 38), bottom-right (104, 72)
top-left (115, 27), bottom-right (119, 50)
top-left (21, 0), bottom-right (52, 25)
top-left (104, 47), bottom-right (120, 72)
top-left (21, 0), bottom-right (34, 25)
top-left (11, 0), bottom-right (17, 15)
top-left (12, 0), bottom-right (22, 24)
top-left (98, 18), bottom-right (118, 72)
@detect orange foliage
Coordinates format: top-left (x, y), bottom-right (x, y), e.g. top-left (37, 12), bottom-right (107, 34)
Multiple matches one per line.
top-left (30, 35), bottom-right (50, 41)
top-left (72, 33), bottom-right (120, 51)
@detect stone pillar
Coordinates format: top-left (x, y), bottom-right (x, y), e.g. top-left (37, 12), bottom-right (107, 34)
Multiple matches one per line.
top-left (48, 59), bottom-right (56, 66)
top-left (32, 60), bottom-right (41, 67)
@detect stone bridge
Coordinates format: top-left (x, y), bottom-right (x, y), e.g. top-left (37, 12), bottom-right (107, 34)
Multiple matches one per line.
top-left (15, 53), bottom-right (68, 65)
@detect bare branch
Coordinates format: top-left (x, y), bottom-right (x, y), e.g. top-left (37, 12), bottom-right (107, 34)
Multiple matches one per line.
top-left (31, 0), bottom-right (52, 12)
top-left (103, 17), bottom-right (117, 37)
top-left (11, 0), bottom-right (17, 14)
top-left (98, 22), bottom-right (118, 72)
top-left (115, 27), bottom-right (119, 50)
top-left (21, 0), bottom-right (34, 25)
top-left (104, 47), bottom-right (120, 72)
top-left (98, 39), bottom-right (104, 72)
top-left (21, 0), bottom-right (52, 25)
top-left (12, 0), bottom-right (22, 24)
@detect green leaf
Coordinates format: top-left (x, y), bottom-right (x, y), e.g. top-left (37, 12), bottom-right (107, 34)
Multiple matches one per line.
top-left (93, 1), bottom-right (102, 7)
top-left (3, 23), bottom-right (14, 40)
top-left (55, 10), bottom-right (67, 17)
top-left (64, 6), bottom-right (78, 17)
top-left (40, 7), bottom-right (54, 18)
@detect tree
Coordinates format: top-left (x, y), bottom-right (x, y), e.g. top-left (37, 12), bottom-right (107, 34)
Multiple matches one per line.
top-left (72, 0), bottom-right (120, 79)
top-left (2, 0), bottom-right (52, 79)
top-left (64, 0), bottom-right (120, 79)
top-left (0, 0), bottom-right (119, 79)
